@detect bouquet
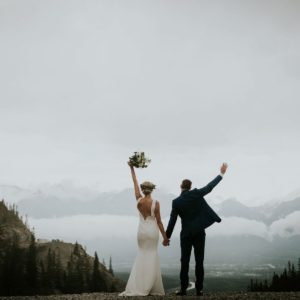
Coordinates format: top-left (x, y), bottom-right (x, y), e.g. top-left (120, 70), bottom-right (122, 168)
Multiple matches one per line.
top-left (129, 152), bottom-right (151, 168)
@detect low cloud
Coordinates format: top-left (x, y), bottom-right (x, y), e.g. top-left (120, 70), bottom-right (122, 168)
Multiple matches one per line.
top-left (207, 217), bottom-right (269, 239)
top-left (30, 212), bottom-right (300, 244)
top-left (29, 215), bottom-right (140, 240)
top-left (269, 211), bottom-right (300, 238)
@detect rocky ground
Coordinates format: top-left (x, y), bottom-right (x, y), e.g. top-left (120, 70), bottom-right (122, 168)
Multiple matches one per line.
top-left (1, 292), bottom-right (300, 300)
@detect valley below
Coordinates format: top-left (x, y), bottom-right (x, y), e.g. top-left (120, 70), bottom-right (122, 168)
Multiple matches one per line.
top-left (1, 185), bottom-right (300, 297)
top-left (116, 262), bottom-right (283, 292)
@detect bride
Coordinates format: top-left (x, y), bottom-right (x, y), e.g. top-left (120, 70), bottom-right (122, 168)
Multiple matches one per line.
top-left (119, 162), bottom-right (168, 296)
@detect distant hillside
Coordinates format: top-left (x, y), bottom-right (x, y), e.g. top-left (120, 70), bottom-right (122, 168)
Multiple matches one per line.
top-left (0, 200), bottom-right (32, 248)
top-left (0, 200), bottom-right (124, 296)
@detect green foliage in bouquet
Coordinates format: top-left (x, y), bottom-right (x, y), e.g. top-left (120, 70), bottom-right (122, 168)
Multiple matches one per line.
top-left (129, 152), bottom-right (151, 168)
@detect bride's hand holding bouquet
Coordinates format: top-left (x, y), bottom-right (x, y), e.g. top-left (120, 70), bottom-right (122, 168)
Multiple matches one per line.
top-left (127, 151), bottom-right (151, 200)
top-left (128, 152), bottom-right (151, 168)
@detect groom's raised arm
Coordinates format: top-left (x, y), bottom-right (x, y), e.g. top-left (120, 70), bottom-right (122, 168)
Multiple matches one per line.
top-left (166, 200), bottom-right (179, 239)
top-left (196, 175), bottom-right (223, 196)
top-left (196, 163), bottom-right (228, 197)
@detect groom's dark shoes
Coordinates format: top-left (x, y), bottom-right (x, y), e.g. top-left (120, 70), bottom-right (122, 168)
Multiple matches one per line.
top-left (196, 290), bottom-right (204, 296)
top-left (175, 290), bottom-right (187, 296)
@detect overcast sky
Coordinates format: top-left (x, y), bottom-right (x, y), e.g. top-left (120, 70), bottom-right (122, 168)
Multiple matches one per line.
top-left (0, 0), bottom-right (299, 204)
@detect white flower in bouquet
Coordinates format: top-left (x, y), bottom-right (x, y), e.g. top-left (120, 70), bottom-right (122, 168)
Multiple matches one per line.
top-left (129, 152), bottom-right (151, 168)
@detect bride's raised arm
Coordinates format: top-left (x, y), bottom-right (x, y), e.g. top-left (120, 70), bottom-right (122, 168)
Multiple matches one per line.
top-left (128, 162), bottom-right (142, 200)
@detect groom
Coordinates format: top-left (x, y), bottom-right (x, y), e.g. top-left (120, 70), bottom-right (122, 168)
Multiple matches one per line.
top-left (164, 163), bottom-right (228, 296)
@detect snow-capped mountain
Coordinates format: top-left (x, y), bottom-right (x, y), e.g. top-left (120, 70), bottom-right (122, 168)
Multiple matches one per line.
top-left (1, 183), bottom-right (299, 266)
top-left (1, 183), bottom-right (300, 240)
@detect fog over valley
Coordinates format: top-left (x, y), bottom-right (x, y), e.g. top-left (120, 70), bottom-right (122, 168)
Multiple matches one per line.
top-left (1, 183), bottom-right (299, 270)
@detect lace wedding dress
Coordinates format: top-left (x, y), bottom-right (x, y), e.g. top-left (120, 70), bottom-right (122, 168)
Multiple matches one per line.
top-left (119, 198), bottom-right (165, 296)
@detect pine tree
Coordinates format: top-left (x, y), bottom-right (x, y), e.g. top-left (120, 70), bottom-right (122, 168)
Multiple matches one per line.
top-left (252, 258), bottom-right (300, 292)
top-left (45, 248), bottom-right (56, 293)
top-left (68, 249), bottom-right (85, 293)
top-left (249, 279), bottom-right (254, 291)
top-left (38, 260), bottom-right (47, 294)
top-left (73, 241), bottom-right (80, 256)
top-left (281, 267), bottom-right (288, 291)
top-left (54, 250), bottom-right (64, 291)
top-left (270, 272), bottom-right (280, 291)
top-left (62, 270), bottom-right (68, 293)
top-left (2, 235), bottom-right (26, 295)
top-left (92, 252), bottom-right (106, 292)
top-left (79, 252), bottom-right (93, 291)
top-left (102, 258), bottom-right (106, 268)
top-left (109, 256), bottom-right (114, 276)
top-left (26, 233), bottom-right (37, 294)
top-left (65, 253), bottom-right (75, 293)
top-left (263, 279), bottom-right (268, 291)
top-left (298, 258), bottom-right (300, 278)
top-left (75, 255), bottom-right (85, 292)
top-left (288, 261), bottom-right (292, 276)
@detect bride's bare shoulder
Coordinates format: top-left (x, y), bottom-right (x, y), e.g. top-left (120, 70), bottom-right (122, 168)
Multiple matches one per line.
top-left (137, 197), bottom-right (144, 205)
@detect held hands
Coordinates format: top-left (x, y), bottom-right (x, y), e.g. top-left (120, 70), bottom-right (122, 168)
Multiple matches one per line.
top-left (162, 238), bottom-right (170, 247)
top-left (220, 162), bottom-right (228, 175)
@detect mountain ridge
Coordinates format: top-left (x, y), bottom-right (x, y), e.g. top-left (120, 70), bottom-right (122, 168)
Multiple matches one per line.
top-left (1, 184), bottom-right (299, 226)
top-left (216, 197), bottom-right (300, 225)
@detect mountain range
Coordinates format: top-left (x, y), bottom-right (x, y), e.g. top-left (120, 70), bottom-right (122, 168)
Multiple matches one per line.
top-left (1, 184), bottom-right (299, 227)
top-left (1, 183), bottom-right (300, 268)
top-left (215, 197), bottom-right (300, 225)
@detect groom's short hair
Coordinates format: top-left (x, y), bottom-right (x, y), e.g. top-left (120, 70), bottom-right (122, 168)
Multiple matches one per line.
top-left (181, 179), bottom-right (192, 190)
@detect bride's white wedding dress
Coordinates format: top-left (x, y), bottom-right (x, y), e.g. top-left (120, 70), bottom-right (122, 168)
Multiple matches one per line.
top-left (119, 198), bottom-right (165, 296)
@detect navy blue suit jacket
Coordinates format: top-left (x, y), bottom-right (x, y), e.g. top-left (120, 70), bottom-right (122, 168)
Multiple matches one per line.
top-left (166, 175), bottom-right (222, 239)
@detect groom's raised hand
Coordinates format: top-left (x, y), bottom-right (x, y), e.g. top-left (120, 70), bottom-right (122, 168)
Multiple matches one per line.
top-left (220, 163), bottom-right (228, 175)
